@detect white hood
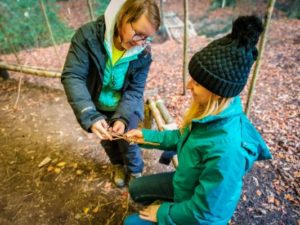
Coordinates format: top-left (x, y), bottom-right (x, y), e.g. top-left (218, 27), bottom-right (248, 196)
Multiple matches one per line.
top-left (104, 0), bottom-right (144, 60)
top-left (104, 0), bottom-right (126, 41)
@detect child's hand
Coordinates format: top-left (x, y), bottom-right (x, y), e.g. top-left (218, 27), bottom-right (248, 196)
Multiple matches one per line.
top-left (111, 120), bottom-right (125, 135)
top-left (91, 119), bottom-right (112, 140)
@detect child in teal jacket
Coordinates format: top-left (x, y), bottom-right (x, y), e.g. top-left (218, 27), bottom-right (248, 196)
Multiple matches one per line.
top-left (124, 15), bottom-right (272, 225)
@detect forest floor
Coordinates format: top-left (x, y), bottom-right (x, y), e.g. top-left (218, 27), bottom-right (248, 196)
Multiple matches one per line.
top-left (0, 0), bottom-right (299, 225)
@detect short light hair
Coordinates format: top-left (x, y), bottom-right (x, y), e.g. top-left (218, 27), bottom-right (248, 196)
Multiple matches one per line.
top-left (115, 0), bottom-right (160, 32)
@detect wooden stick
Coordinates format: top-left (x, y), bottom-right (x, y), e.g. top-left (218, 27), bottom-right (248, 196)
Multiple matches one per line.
top-left (245, 0), bottom-right (276, 116)
top-left (110, 132), bottom-right (160, 146)
top-left (87, 0), bottom-right (95, 21)
top-left (38, 0), bottom-right (62, 68)
top-left (13, 77), bottom-right (22, 111)
top-left (182, 0), bottom-right (189, 95)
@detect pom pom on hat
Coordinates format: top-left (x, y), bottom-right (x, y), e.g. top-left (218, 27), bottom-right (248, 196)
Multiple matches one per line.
top-left (188, 15), bottom-right (264, 98)
top-left (231, 15), bottom-right (264, 49)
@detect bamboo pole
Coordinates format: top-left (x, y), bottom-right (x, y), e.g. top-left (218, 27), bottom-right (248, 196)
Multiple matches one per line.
top-left (182, 0), bottom-right (189, 95)
top-left (245, 0), bottom-right (276, 116)
top-left (156, 99), bottom-right (174, 124)
top-left (87, 0), bottom-right (95, 21)
top-left (38, 0), bottom-right (62, 68)
top-left (0, 62), bottom-right (61, 78)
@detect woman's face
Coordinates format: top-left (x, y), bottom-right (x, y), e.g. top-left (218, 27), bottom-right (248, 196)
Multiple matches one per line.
top-left (187, 78), bottom-right (213, 105)
top-left (119, 14), bottom-right (156, 50)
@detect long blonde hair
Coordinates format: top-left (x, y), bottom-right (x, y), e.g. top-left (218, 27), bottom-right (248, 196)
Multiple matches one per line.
top-left (115, 0), bottom-right (160, 34)
top-left (181, 93), bottom-right (232, 130)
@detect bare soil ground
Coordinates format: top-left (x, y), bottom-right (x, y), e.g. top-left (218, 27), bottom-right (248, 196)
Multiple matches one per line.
top-left (0, 0), bottom-right (299, 225)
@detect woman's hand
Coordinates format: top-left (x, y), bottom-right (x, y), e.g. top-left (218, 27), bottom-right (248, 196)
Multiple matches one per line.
top-left (139, 204), bottom-right (160, 222)
top-left (91, 119), bottom-right (112, 140)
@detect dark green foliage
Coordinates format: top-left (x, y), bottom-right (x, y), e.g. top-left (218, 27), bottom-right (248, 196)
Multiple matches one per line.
top-left (276, 0), bottom-right (300, 19)
top-left (94, 0), bottom-right (110, 17)
top-left (0, 0), bottom-right (73, 54)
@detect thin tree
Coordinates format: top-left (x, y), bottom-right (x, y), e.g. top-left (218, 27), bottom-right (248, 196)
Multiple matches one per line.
top-left (87, 0), bottom-right (95, 21)
top-left (245, 0), bottom-right (276, 116)
top-left (182, 0), bottom-right (189, 95)
top-left (38, 0), bottom-right (62, 68)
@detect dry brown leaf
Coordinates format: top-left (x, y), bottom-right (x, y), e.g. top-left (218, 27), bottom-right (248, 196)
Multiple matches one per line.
top-left (83, 207), bottom-right (89, 214)
top-left (47, 165), bottom-right (54, 172)
top-left (54, 167), bottom-right (61, 174)
top-left (76, 170), bottom-right (83, 175)
top-left (93, 206), bottom-right (99, 213)
top-left (57, 161), bottom-right (67, 167)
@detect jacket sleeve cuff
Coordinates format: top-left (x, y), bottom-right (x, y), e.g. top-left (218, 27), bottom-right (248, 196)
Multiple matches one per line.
top-left (110, 113), bottom-right (129, 127)
top-left (79, 109), bottom-right (106, 132)
top-left (157, 202), bottom-right (176, 225)
top-left (109, 118), bottom-right (128, 129)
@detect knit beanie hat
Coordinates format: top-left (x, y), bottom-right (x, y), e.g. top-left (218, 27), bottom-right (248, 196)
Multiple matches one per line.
top-left (188, 15), bottom-right (264, 97)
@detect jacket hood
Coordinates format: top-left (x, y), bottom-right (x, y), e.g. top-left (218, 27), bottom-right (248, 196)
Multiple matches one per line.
top-left (104, 0), bottom-right (145, 60)
top-left (104, 0), bottom-right (126, 42)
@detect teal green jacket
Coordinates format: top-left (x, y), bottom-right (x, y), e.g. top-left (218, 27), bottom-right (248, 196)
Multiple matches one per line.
top-left (142, 97), bottom-right (272, 225)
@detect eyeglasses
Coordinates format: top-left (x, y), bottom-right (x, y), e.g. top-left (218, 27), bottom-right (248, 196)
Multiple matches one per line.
top-left (130, 22), bottom-right (150, 42)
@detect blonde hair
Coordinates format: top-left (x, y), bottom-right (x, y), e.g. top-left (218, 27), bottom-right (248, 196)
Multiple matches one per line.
top-left (181, 93), bottom-right (232, 130)
top-left (115, 0), bottom-right (160, 34)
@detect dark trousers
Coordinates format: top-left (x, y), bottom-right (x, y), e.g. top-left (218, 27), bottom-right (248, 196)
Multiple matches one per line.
top-left (123, 172), bottom-right (175, 225)
top-left (100, 111), bottom-right (144, 174)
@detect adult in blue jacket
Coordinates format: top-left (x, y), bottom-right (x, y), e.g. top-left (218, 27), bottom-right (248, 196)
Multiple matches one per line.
top-left (124, 16), bottom-right (272, 224)
top-left (61, 0), bottom-right (160, 187)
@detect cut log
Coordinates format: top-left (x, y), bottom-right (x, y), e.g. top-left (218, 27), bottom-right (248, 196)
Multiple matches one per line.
top-left (156, 99), bottom-right (174, 124)
top-left (147, 99), bottom-right (165, 131)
